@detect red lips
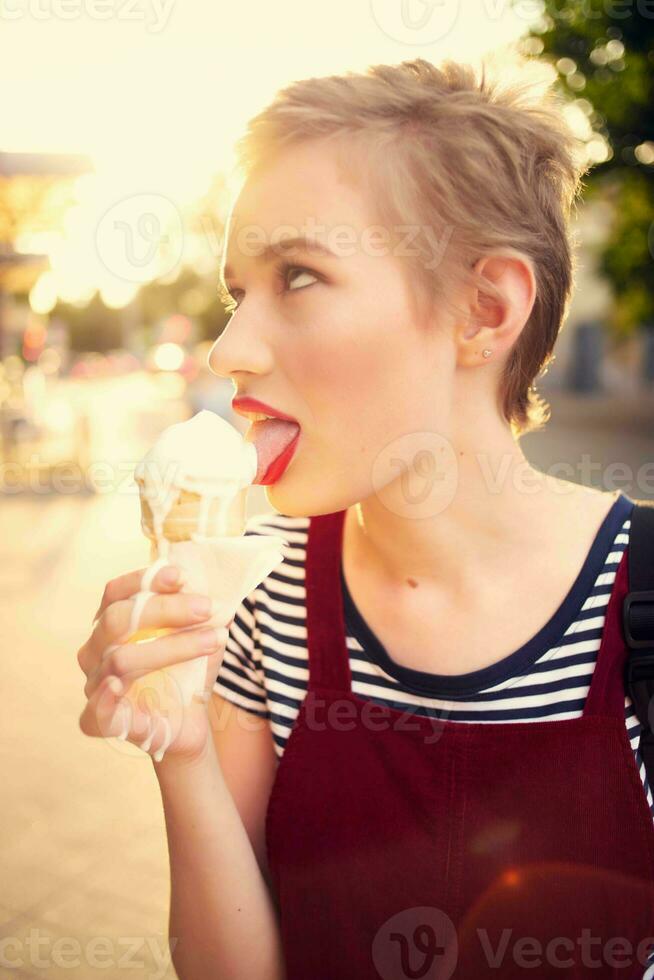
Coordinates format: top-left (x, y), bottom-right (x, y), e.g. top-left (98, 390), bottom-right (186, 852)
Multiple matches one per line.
top-left (232, 396), bottom-right (299, 424)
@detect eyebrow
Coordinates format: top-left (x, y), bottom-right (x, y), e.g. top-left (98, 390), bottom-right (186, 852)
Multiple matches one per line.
top-left (221, 236), bottom-right (338, 287)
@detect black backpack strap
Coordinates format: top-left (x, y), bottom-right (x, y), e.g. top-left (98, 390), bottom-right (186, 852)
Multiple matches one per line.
top-left (623, 500), bottom-right (654, 788)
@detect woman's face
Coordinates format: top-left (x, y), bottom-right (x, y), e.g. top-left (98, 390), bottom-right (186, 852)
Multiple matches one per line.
top-left (209, 139), bottom-right (458, 518)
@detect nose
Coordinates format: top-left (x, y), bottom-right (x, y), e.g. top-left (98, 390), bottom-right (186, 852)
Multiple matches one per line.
top-left (207, 317), bottom-right (273, 380)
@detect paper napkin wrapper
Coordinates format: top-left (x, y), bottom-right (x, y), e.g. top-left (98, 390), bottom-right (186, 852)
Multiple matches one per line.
top-left (139, 532), bottom-right (287, 707)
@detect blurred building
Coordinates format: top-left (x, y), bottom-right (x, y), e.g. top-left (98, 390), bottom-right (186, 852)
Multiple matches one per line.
top-left (0, 150), bottom-right (93, 358)
top-left (540, 198), bottom-right (652, 395)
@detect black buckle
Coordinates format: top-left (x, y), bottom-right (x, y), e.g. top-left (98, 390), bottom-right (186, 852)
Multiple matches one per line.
top-left (623, 590), bottom-right (654, 649)
top-left (625, 652), bottom-right (654, 734)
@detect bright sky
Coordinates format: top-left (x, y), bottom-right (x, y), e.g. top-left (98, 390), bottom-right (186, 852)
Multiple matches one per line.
top-left (1, 0), bottom-right (540, 306)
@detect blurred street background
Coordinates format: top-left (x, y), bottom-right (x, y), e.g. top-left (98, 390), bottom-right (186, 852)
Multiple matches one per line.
top-left (1, 0), bottom-right (653, 977)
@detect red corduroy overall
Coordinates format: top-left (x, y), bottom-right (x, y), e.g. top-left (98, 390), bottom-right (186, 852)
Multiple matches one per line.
top-left (265, 510), bottom-right (654, 979)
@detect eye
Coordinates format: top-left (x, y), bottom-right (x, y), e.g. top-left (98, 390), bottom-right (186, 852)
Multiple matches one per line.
top-left (218, 263), bottom-right (320, 315)
top-left (280, 264), bottom-right (319, 293)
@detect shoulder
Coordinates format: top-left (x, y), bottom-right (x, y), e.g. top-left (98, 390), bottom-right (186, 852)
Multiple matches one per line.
top-left (544, 484), bottom-right (633, 547)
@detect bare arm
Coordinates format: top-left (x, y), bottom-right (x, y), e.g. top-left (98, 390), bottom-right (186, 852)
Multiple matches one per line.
top-left (77, 563), bottom-right (285, 980)
top-left (154, 694), bottom-right (284, 980)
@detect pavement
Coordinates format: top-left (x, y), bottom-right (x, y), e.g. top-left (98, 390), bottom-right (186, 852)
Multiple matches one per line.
top-left (0, 376), bottom-right (651, 979)
top-left (0, 374), bottom-right (191, 980)
top-left (521, 385), bottom-right (654, 502)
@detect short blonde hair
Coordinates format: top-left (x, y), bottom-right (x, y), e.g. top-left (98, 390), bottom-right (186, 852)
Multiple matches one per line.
top-left (234, 53), bottom-right (589, 437)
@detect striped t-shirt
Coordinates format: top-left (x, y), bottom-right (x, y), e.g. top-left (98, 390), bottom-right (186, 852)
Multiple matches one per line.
top-left (213, 491), bottom-right (651, 821)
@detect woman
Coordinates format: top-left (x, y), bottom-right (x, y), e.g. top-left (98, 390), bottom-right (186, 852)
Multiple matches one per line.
top-left (77, 56), bottom-right (654, 979)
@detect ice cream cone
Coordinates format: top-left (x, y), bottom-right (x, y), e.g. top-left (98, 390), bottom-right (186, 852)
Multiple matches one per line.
top-left (122, 411), bottom-right (286, 759)
top-left (136, 479), bottom-right (248, 544)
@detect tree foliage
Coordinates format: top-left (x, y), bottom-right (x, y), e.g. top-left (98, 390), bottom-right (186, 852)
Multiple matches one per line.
top-left (523, 0), bottom-right (654, 336)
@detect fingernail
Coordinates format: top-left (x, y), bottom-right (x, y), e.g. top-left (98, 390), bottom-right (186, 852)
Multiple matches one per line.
top-left (107, 676), bottom-right (123, 696)
top-left (190, 596), bottom-right (212, 620)
top-left (200, 628), bottom-right (225, 652)
top-left (161, 566), bottom-right (180, 585)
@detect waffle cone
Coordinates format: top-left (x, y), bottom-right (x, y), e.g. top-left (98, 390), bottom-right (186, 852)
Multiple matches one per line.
top-left (137, 481), bottom-right (248, 543)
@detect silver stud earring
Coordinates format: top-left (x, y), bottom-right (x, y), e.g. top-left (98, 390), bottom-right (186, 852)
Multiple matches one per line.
top-left (482, 349), bottom-right (492, 358)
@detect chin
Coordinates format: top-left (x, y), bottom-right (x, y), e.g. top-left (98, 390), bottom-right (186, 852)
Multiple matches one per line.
top-left (262, 480), bottom-right (331, 519)
top-left (264, 485), bottom-right (317, 519)
top-left (264, 473), bottom-right (360, 520)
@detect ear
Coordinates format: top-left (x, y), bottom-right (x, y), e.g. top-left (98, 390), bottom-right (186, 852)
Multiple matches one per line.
top-left (456, 250), bottom-right (536, 368)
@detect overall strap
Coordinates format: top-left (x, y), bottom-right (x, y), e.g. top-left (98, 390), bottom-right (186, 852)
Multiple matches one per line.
top-left (623, 501), bottom-right (654, 784)
top-left (305, 510), bottom-right (352, 692)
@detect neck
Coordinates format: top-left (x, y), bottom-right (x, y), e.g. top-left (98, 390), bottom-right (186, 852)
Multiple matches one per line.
top-left (346, 428), bottom-right (579, 599)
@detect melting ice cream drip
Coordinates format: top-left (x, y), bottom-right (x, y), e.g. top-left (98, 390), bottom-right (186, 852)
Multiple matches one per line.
top-left (113, 556), bottom-right (173, 756)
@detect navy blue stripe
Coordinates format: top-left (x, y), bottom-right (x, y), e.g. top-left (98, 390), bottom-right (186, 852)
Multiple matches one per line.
top-left (352, 694), bottom-right (589, 722)
top-left (215, 675), bottom-right (269, 715)
top-left (256, 589), bottom-right (307, 611)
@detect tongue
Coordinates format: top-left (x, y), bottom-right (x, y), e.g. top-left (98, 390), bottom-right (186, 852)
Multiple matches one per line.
top-left (250, 418), bottom-right (301, 483)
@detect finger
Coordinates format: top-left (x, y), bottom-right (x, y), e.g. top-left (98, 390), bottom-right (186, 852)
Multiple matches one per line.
top-left (90, 591), bottom-right (220, 661)
top-left (134, 711), bottom-right (179, 762)
top-left (92, 563), bottom-right (186, 624)
top-left (84, 625), bottom-right (228, 699)
top-left (202, 646), bottom-right (227, 697)
top-left (79, 675), bottom-right (160, 745)
top-left (77, 596), bottom-right (234, 677)
top-left (113, 697), bottom-right (166, 752)
top-left (198, 620), bottom-right (233, 699)
top-left (79, 674), bottom-right (130, 739)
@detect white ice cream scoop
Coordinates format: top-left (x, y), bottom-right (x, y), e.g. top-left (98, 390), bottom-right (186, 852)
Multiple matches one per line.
top-left (134, 409), bottom-right (258, 545)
